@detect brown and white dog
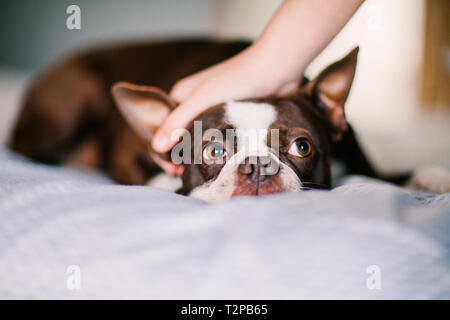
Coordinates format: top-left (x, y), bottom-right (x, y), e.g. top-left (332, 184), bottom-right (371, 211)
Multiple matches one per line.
top-left (10, 40), bottom-right (450, 202)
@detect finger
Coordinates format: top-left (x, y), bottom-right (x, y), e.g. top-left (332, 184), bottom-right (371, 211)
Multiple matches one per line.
top-left (170, 62), bottom-right (228, 102)
top-left (170, 69), bottom-right (214, 102)
top-left (152, 98), bottom-right (208, 153)
top-left (151, 153), bottom-right (184, 176)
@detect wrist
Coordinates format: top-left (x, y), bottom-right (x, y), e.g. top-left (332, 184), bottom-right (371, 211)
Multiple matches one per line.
top-left (246, 40), bottom-right (305, 93)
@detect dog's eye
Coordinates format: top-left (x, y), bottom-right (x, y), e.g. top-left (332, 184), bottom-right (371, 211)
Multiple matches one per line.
top-left (203, 142), bottom-right (226, 161)
top-left (288, 138), bottom-right (312, 158)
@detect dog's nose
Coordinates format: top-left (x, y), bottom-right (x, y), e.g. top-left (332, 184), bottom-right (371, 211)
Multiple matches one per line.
top-left (238, 156), bottom-right (279, 181)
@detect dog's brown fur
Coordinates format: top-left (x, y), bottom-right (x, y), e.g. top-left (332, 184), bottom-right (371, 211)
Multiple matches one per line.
top-left (11, 40), bottom-right (250, 184)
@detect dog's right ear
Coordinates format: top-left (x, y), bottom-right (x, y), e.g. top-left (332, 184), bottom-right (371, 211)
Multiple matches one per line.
top-left (303, 47), bottom-right (359, 140)
top-left (111, 82), bottom-right (176, 142)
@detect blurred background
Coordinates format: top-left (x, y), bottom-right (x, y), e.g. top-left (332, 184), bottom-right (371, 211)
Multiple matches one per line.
top-left (0, 0), bottom-right (448, 174)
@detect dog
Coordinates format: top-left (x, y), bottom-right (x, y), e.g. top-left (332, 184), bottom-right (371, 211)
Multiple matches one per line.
top-left (10, 40), bottom-right (450, 202)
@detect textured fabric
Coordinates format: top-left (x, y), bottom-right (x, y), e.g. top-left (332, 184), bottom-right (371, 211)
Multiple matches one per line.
top-left (0, 148), bottom-right (449, 299)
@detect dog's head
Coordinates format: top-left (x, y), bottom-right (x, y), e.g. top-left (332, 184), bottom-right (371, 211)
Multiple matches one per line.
top-left (112, 47), bottom-right (358, 202)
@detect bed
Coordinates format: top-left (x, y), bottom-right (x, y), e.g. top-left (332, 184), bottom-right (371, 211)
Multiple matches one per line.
top-left (0, 69), bottom-right (449, 299)
top-left (0, 147), bottom-right (449, 299)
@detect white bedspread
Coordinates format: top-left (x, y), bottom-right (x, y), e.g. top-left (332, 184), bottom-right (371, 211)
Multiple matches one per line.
top-left (0, 147), bottom-right (449, 299)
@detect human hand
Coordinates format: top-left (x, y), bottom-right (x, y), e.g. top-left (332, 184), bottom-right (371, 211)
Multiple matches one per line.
top-left (151, 44), bottom-right (301, 175)
top-left (152, 0), bottom-right (364, 176)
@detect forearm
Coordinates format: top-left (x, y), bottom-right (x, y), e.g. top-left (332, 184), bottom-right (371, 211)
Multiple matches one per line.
top-left (252, 0), bottom-right (364, 83)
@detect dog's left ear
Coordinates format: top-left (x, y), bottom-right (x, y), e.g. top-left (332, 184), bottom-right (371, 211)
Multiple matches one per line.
top-left (111, 82), bottom-right (185, 176)
top-left (305, 47), bottom-right (359, 140)
top-left (111, 82), bottom-right (176, 143)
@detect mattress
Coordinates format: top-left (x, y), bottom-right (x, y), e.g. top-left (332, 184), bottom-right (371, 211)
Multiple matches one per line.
top-left (0, 148), bottom-right (449, 299)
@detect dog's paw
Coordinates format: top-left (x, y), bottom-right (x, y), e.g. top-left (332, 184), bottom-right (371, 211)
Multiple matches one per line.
top-left (147, 172), bottom-right (182, 192)
top-left (407, 165), bottom-right (450, 194)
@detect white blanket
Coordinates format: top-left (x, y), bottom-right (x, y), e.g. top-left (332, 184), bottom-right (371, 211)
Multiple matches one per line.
top-left (0, 148), bottom-right (449, 299)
